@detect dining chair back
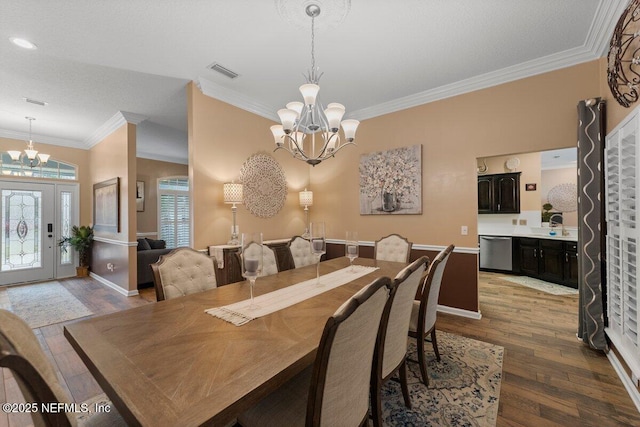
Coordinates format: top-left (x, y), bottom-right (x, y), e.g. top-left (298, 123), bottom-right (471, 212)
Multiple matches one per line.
top-left (409, 244), bottom-right (455, 385)
top-left (374, 233), bottom-right (413, 263)
top-left (238, 276), bottom-right (392, 427)
top-left (371, 256), bottom-right (429, 426)
top-left (289, 236), bottom-right (315, 268)
top-left (151, 247), bottom-right (217, 301)
top-left (0, 309), bottom-right (126, 427)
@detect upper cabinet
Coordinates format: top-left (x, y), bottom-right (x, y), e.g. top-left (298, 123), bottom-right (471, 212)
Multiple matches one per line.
top-left (478, 172), bottom-right (521, 214)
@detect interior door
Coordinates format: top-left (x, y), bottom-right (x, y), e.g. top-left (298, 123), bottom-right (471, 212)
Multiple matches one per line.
top-left (0, 181), bottom-right (55, 285)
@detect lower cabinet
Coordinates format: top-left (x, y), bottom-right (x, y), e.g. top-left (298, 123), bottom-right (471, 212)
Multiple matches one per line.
top-left (513, 237), bottom-right (578, 288)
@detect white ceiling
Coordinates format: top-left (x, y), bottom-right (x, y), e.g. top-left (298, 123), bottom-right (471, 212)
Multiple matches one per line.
top-left (0, 0), bottom-right (628, 164)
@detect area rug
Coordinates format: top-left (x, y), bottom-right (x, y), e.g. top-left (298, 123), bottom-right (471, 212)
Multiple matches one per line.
top-left (381, 331), bottom-right (503, 426)
top-left (498, 275), bottom-right (579, 296)
top-left (7, 281), bottom-right (93, 328)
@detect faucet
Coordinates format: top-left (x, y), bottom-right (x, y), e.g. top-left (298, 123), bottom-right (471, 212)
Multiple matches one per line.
top-left (549, 213), bottom-right (569, 236)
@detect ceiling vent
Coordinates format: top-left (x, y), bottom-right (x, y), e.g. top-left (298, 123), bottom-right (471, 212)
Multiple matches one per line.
top-left (23, 97), bottom-right (48, 106)
top-left (207, 63), bottom-right (239, 79)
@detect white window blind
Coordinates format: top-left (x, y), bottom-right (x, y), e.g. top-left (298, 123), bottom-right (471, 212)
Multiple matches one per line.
top-left (158, 177), bottom-right (190, 249)
top-left (605, 110), bottom-right (640, 380)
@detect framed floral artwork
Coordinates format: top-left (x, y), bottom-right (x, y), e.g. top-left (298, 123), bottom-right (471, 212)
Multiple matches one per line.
top-left (359, 144), bottom-right (422, 215)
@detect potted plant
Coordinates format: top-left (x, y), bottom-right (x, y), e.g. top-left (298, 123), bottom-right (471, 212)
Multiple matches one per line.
top-left (541, 203), bottom-right (553, 226)
top-left (58, 225), bottom-right (94, 277)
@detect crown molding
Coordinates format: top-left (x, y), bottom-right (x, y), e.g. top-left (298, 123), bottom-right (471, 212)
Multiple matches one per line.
top-left (84, 111), bottom-right (147, 148)
top-left (586, 0), bottom-right (629, 57)
top-left (349, 45), bottom-right (598, 121)
top-left (137, 150), bottom-right (188, 165)
top-left (0, 128), bottom-right (84, 149)
top-left (196, 77), bottom-right (279, 122)
top-left (199, 1), bottom-right (627, 123)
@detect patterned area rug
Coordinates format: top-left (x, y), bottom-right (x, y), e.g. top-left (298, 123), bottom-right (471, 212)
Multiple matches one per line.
top-left (381, 331), bottom-right (503, 426)
top-left (7, 281), bottom-right (93, 328)
top-left (498, 275), bottom-right (579, 296)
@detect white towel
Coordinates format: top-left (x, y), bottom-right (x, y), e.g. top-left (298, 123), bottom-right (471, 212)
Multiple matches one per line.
top-left (205, 265), bottom-right (379, 326)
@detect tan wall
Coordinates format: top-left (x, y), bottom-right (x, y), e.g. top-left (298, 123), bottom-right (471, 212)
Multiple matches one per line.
top-left (188, 61), bottom-right (600, 313)
top-left (541, 167), bottom-right (578, 227)
top-left (136, 158), bottom-right (188, 234)
top-left (0, 137), bottom-right (91, 225)
top-left (478, 152), bottom-right (542, 212)
top-left (188, 83), bottom-right (311, 249)
top-left (88, 123), bottom-right (137, 292)
top-left (312, 60), bottom-right (600, 246)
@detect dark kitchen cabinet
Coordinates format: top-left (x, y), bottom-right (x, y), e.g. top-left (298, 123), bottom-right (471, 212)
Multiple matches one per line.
top-left (477, 172), bottom-right (521, 214)
top-left (563, 242), bottom-right (578, 288)
top-left (513, 237), bottom-right (578, 288)
top-left (517, 238), bottom-right (539, 276)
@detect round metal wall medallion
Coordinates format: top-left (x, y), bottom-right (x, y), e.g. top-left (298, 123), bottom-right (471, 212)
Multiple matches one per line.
top-left (239, 153), bottom-right (287, 218)
top-left (547, 183), bottom-right (578, 213)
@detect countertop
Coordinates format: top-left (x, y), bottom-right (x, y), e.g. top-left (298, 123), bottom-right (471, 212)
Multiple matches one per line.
top-left (478, 227), bottom-right (578, 242)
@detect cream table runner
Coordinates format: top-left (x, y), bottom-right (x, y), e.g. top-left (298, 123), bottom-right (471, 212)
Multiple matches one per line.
top-left (205, 265), bottom-right (379, 326)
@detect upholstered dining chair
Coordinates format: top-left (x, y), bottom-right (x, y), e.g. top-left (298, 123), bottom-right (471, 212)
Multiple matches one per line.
top-left (409, 244), bottom-right (455, 385)
top-left (0, 309), bottom-right (127, 427)
top-left (371, 256), bottom-right (429, 427)
top-left (242, 242), bottom-right (279, 277)
top-left (151, 247), bottom-right (217, 301)
top-left (288, 236), bottom-right (315, 268)
top-left (237, 276), bottom-right (392, 427)
top-left (374, 234), bottom-right (413, 263)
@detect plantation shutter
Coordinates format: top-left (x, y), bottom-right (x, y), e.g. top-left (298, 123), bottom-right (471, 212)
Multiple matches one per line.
top-left (158, 177), bottom-right (190, 249)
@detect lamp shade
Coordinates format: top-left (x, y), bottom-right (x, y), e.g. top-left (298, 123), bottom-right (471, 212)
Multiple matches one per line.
top-left (341, 119), bottom-right (360, 141)
top-left (286, 102), bottom-right (304, 119)
top-left (299, 84), bottom-right (319, 106)
top-left (7, 151), bottom-right (21, 161)
top-left (278, 109), bottom-right (298, 132)
top-left (270, 125), bottom-right (285, 146)
top-left (223, 183), bottom-right (243, 204)
top-left (299, 189), bottom-right (313, 207)
top-left (324, 106), bottom-right (345, 132)
top-left (37, 153), bottom-right (50, 163)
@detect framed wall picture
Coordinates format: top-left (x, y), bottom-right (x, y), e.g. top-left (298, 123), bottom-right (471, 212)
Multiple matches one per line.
top-left (359, 144), bottom-right (422, 215)
top-left (93, 177), bottom-right (120, 233)
top-left (136, 180), bottom-right (145, 212)
top-left (525, 183), bottom-right (537, 191)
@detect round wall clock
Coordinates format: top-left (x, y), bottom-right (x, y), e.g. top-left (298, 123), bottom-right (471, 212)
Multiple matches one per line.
top-left (239, 153), bottom-right (287, 218)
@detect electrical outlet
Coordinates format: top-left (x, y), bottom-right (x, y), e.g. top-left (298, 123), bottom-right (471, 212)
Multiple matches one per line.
top-left (461, 225), bottom-right (468, 235)
top-left (107, 262), bottom-right (114, 272)
top-left (519, 219), bottom-right (527, 225)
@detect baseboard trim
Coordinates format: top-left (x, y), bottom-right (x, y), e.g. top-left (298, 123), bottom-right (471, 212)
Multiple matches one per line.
top-left (89, 273), bottom-right (139, 297)
top-left (437, 304), bottom-right (482, 320)
top-left (606, 349), bottom-right (640, 413)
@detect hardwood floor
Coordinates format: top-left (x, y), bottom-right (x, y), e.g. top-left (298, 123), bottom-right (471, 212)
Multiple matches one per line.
top-left (1, 272), bottom-right (639, 426)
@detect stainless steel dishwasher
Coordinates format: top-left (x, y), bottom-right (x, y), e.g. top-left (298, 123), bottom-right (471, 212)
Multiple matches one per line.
top-left (479, 235), bottom-right (513, 271)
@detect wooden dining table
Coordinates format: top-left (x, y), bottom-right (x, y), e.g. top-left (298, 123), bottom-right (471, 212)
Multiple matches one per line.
top-left (64, 257), bottom-right (407, 426)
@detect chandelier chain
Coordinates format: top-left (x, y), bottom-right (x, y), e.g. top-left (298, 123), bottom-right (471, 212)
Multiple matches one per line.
top-left (311, 14), bottom-right (316, 72)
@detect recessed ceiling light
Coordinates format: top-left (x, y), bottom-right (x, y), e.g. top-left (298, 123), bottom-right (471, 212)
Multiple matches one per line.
top-left (10, 37), bottom-right (37, 50)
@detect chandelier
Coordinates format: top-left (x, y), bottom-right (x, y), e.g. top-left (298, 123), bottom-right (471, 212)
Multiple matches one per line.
top-left (7, 117), bottom-right (50, 168)
top-left (270, 3), bottom-right (359, 166)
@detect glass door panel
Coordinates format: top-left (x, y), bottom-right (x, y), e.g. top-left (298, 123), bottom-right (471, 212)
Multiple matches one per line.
top-left (0, 181), bottom-right (54, 285)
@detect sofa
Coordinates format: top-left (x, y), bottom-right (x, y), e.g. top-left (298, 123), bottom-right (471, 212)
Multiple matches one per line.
top-left (137, 238), bottom-right (172, 287)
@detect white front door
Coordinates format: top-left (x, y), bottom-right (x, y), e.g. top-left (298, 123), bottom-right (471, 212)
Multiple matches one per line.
top-left (0, 181), bottom-right (55, 285)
